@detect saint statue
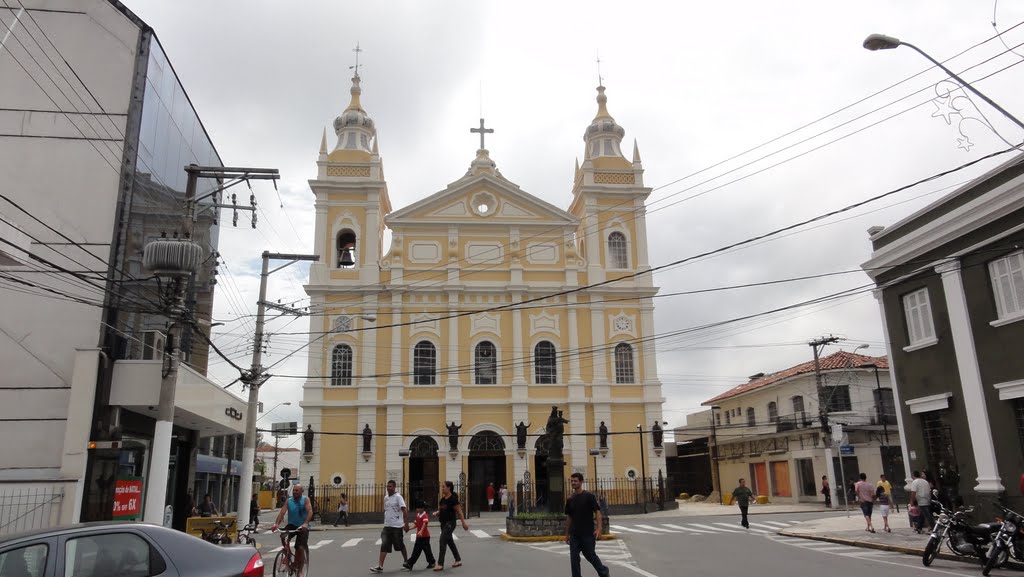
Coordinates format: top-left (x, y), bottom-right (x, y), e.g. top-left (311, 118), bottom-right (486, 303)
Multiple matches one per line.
top-left (516, 421), bottom-right (531, 450)
top-left (598, 421), bottom-right (609, 449)
top-left (652, 421), bottom-right (664, 448)
top-left (447, 421), bottom-right (462, 452)
top-left (362, 423), bottom-right (372, 453)
top-left (303, 425), bottom-right (314, 454)
top-left (545, 406), bottom-right (570, 458)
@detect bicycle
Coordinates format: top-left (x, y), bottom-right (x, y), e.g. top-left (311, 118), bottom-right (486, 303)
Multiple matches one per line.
top-left (236, 522), bottom-right (258, 547)
top-left (272, 527), bottom-right (310, 577)
top-left (199, 520), bottom-right (234, 545)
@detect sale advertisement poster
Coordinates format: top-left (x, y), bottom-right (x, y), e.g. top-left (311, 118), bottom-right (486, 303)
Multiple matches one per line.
top-left (112, 476), bottom-right (144, 520)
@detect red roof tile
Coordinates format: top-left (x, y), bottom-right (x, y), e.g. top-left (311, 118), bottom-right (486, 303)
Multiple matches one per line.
top-left (703, 351), bottom-right (888, 405)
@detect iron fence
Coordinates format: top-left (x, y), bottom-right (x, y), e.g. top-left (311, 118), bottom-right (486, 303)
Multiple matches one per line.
top-left (514, 472), bottom-right (670, 516)
top-left (308, 476), bottom-right (474, 521)
top-left (0, 485), bottom-right (64, 535)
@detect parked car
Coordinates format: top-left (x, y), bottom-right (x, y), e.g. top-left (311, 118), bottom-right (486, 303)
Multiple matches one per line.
top-left (0, 521), bottom-right (263, 577)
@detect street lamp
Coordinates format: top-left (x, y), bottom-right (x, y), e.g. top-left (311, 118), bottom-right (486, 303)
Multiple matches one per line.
top-left (588, 448), bottom-right (600, 485)
top-left (636, 424), bottom-right (648, 514)
top-left (863, 33), bottom-right (1024, 132)
top-left (257, 401), bottom-right (292, 422)
top-left (709, 405), bottom-right (722, 504)
top-left (399, 449), bottom-right (411, 491)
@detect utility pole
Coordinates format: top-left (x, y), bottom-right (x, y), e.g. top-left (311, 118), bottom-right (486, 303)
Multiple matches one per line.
top-left (141, 164), bottom-right (277, 524)
top-left (809, 335), bottom-right (841, 511)
top-left (236, 252), bottom-right (319, 520)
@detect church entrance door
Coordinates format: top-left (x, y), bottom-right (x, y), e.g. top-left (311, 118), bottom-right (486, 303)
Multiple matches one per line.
top-left (408, 436), bottom-right (439, 510)
top-left (467, 431), bottom-right (506, 514)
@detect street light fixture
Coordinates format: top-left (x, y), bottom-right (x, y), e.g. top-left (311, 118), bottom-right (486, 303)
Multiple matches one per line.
top-left (399, 449), bottom-right (411, 492)
top-left (588, 447), bottom-right (600, 485)
top-left (257, 401), bottom-right (292, 422)
top-left (863, 33), bottom-right (1024, 132)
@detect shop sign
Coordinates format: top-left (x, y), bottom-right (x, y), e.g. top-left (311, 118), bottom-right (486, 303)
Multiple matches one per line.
top-left (112, 476), bottom-right (144, 520)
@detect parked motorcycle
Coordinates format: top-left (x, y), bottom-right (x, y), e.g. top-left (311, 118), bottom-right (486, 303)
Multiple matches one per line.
top-left (983, 504), bottom-right (1024, 576)
top-left (922, 497), bottom-right (1003, 567)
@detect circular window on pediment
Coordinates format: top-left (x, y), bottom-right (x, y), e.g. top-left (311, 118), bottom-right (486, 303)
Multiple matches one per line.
top-left (471, 191), bottom-right (497, 217)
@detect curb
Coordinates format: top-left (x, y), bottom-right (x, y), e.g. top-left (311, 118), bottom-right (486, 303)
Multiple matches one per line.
top-left (500, 533), bottom-right (619, 543)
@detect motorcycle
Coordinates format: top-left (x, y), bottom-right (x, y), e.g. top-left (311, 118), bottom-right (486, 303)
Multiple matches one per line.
top-left (983, 504), bottom-right (1024, 576)
top-left (921, 497), bottom-right (1003, 567)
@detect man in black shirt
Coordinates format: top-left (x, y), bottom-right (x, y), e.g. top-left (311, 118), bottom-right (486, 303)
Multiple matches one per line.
top-left (564, 473), bottom-right (609, 577)
top-left (432, 480), bottom-right (469, 571)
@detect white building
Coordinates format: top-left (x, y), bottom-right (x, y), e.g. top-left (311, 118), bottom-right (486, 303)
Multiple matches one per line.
top-left (0, 0), bottom-right (242, 532)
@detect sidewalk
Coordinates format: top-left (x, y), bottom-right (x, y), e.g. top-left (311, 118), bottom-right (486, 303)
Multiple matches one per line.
top-left (632, 501), bottom-right (829, 518)
top-left (779, 512), bottom-right (1022, 569)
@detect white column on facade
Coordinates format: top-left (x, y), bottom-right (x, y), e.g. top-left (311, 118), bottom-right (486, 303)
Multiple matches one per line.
top-left (593, 404), bottom-right (613, 479)
top-left (567, 297), bottom-right (583, 385)
top-left (445, 404), bottom-right (463, 481)
top-left (385, 405), bottom-right (404, 482)
top-left (511, 292), bottom-right (527, 385)
top-left (364, 203), bottom-right (380, 283)
top-left (447, 292), bottom-right (460, 386)
top-left (386, 295), bottom-right (403, 390)
top-left (935, 261), bottom-right (1004, 492)
top-left (311, 203), bottom-right (327, 284)
top-left (584, 202), bottom-right (605, 283)
top-left (361, 296), bottom-right (379, 389)
top-left (645, 403), bottom-right (667, 477)
top-left (589, 300), bottom-right (607, 383)
top-left (568, 403), bottom-right (588, 475)
top-left (633, 199), bottom-right (651, 275)
top-left (873, 289), bottom-right (913, 489)
top-left (61, 348), bottom-right (100, 524)
top-left (304, 407), bottom-right (323, 484)
top-left (512, 403), bottom-right (529, 484)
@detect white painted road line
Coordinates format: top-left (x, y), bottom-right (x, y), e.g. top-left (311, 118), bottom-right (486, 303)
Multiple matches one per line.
top-left (662, 524), bottom-right (715, 534)
top-left (634, 524), bottom-right (682, 533)
top-left (689, 523), bottom-right (742, 533)
top-left (266, 546), bottom-right (282, 554)
top-left (612, 526), bottom-right (656, 534)
top-left (748, 522), bottom-right (782, 532)
top-left (471, 529), bottom-right (491, 538)
top-left (760, 521), bottom-right (791, 527)
top-left (342, 538), bottom-right (363, 547)
top-left (712, 523), bottom-right (770, 534)
top-left (308, 539), bottom-right (333, 549)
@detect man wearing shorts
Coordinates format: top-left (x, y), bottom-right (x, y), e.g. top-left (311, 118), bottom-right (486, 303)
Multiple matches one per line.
top-left (271, 483), bottom-right (312, 577)
top-left (854, 473), bottom-right (876, 533)
top-left (370, 480), bottom-right (409, 573)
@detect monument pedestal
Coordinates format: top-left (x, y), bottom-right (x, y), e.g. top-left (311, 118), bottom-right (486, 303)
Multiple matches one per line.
top-left (546, 457), bottom-right (565, 513)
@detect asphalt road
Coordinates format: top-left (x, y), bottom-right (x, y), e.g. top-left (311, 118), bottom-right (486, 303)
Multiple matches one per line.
top-left (248, 511), bottom-right (1020, 577)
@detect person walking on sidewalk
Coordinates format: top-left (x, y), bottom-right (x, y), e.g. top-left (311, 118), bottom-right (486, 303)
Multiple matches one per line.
top-left (821, 476), bottom-right (832, 508)
top-left (333, 493), bottom-right (349, 527)
top-left (404, 501), bottom-right (436, 571)
top-left (854, 473), bottom-right (876, 533)
top-left (564, 472), bottom-right (609, 577)
top-left (487, 482), bottom-right (496, 512)
top-left (875, 485), bottom-right (891, 532)
top-left (370, 480), bottom-right (409, 574)
top-left (433, 480), bottom-right (469, 572)
top-left (732, 478), bottom-right (754, 529)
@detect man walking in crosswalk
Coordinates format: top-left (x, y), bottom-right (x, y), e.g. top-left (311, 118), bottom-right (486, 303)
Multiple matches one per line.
top-left (731, 478), bottom-right (754, 529)
top-left (565, 472), bottom-right (610, 577)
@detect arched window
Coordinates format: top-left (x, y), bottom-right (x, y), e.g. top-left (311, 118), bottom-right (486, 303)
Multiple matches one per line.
top-left (767, 401), bottom-right (778, 422)
top-left (746, 407), bottom-right (756, 427)
top-left (331, 344), bottom-right (353, 387)
top-left (792, 396), bottom-right (806, 426)
top-left (475, 341), bottom-right (497, 385)
top-left (336, 229), bottom-right (357, 268)
top-left (614, 343), bottom-right (635, 384)
top-left (413, 341), bottom-right (436, 385)
top-left (534, 341), bottom-right (557, 384)
top-left (608, 232), bottom-right (628, 269)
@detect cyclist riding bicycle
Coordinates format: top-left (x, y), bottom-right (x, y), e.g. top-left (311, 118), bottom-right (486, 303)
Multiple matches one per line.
top-left (271, 483), bottom-right (313, 577)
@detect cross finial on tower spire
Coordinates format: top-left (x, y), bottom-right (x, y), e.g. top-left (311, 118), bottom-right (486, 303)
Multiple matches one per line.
top-left (596, 50), bottom-right (603, 86)
top-left (470, 118), bottom-right (494, 151)
top-left (349, 42), bottom-right (363, 77)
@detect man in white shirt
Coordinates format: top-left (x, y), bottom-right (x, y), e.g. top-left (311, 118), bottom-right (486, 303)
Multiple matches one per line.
top-left (370, 480), bottom-right (410, 573)
top-left (910, 470), bottom-right (934, 529)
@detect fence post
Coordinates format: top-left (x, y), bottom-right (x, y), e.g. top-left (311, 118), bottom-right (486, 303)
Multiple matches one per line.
top-left (657, 470), bottom-right (665, 511)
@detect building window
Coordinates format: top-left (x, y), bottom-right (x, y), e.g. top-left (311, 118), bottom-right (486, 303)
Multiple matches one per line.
top-left (921, 410), bottom-right (957, 481)
top-left (474, 341), bottom-right (497, 385)
top-left (614, 343), bottom-right (635, 383)
top-left (824, 385), bottom-right (852, 412)
top-left (725, 411), bottom-right (731, 426)
top-left (534, 341), bottom-right (557, 384)
top-left (767, 401), bottom-right (778, 423)
top-left (875, 388), bottom-right (896, 425)
top-left (746, 407), bottom-right (755, 427)
top-left (792, 395), bottom-right (806, 425)
top-left (413, 341), bottom-right (436, 385)
top-left (336, 229), bottom-right (357, 268)
top-left (715, 413), bottom-right (721, 426)
top-left (331, 344), bottom-right (353, 386)
top-left (990, 251), bottom-right (1024, 320)
top-left (903, 288), bottom-right (936, 345)
top-left (608, 232), bottom-right (628, 269)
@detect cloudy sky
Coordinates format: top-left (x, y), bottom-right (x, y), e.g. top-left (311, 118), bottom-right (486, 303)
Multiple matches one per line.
top-left (125, 0), bottom-right (1024, 442)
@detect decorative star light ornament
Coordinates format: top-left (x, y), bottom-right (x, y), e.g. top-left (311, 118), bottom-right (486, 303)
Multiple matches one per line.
top-left (929, 79), bottom-right (996, 152)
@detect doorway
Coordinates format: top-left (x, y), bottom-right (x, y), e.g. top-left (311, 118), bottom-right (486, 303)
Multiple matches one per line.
top-left (408, 436), bottom-right (440, 509)
top-left (467, 431), bottom-right (506, 514)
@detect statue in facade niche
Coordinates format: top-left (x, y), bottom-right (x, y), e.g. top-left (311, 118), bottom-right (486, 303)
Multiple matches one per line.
top-left (599, 421), bottom-right (608, 449)
top-left (652, 421), bottom-right (663, 448)
top-left (362, 423), bottom-right (372, 453)
top-left (303, 425), bottom-right (314, 454)
top-left (516, 421), bottom-right (531, 450)
top-left (545, 406), bottom-right (569, 458)
top-left (447, 421), bottom-right (462, 452)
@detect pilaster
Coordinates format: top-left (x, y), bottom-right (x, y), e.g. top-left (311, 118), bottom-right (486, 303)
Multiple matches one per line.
top-left (873, 289), bottom-right (913, 489)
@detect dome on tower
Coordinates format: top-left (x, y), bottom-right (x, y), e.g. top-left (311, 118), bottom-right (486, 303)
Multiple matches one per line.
top-left (331, 75), bottom-right (376, 158)
top-left (583, 85), bottom-right (629, 168)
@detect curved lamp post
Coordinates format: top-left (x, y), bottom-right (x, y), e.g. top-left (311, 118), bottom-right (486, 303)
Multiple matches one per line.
top-left (863, 33), bottom-right (1024, 132)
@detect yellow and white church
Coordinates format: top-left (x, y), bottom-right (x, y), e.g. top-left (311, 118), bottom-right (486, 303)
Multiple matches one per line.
top-left (301, 72), bottom-right (666, 506)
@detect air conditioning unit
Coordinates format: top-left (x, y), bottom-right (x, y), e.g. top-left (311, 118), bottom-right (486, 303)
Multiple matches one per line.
top-left (141, 331), bottom-right (166, 361)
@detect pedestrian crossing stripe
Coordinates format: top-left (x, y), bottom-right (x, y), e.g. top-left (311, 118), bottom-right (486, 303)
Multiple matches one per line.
top-left (470, 530), bottom-right (490, 538)
top-left (713, 522), bottom-right (771, 534)
top-left (308, 539), bottom-right (333, 549)
top-left (662, 523), bottom-right (713, 534)
top-left (611, 526), bottom-right (655, 534)
top-left (689, 523), bottom-right (742, 533)
top-left (633, 524), bottom-right (681, 533)
top-left (747, 522), bottom-right (783, 532)
top-left (760, 521), bottom-right (791, 528)
top-left (342, 538), bottom-right (362, 547)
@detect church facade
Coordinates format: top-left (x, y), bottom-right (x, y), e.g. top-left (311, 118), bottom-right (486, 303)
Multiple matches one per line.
top-left (301, 73), bottom-right (666, 505)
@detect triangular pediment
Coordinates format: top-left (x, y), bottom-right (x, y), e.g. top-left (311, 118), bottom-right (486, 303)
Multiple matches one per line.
top-left (385, 173), bottom-right (577, 227)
